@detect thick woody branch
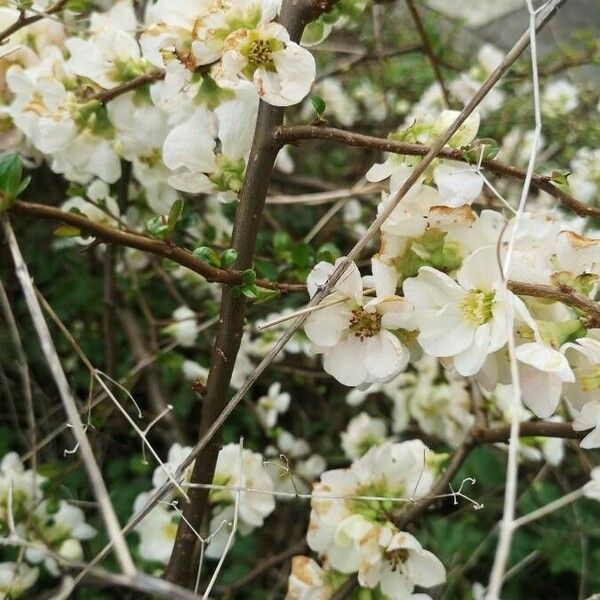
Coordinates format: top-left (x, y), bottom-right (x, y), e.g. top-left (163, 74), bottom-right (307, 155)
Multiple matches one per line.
top-left (163, 0), bottom-right (336, 588)
top-left (9, 200), bottom-right (304, 293)
top-left (274, 125), bottom-right (599, 218)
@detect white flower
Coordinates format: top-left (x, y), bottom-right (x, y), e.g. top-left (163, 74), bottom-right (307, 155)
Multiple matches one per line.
top-left (0, 453), bottom-right (45, 514)
top-left (583, 467), bottom-right (600, 501)
top-left (0, 562), bottom-right (39, 599)
top-left (215, 23), bottom-right (315, 106)
top-left (286, 556), bottom-right (332, 600)
top-left (340, 412), bottom-right (388, 460)
top-left (541, 79), bottom-right (579, 117)
top-left (572, 402), bottom-right (600, 449)
top-left (562, 336), bottom-right (600, 411)
top-left (569, 147), bottom-right (600, 204)
top-left (181, 360), bottom-right (209, 384)
top-left (164, 306), bottom-right (198, 347)
top-left (477, 44), bottom-right (504, 76)
top-left (304, 259), bottom-right (415, 387)
top-left (307, 440), bottom-right (439, 576)
top-left (403, 247), bottom-right (519, 377)
top-left (151, 443), bottom-right (194, 489)
top-left (66, 28), bottom-right (144, 90)
top-left (515, 342), bottom-right (574, 418)
top-left (210, 443), bottom-right (275, 530)
top-left (133, 492), bottom-right (178, 564)
top-left (361, 530), bottom-right (446, 599)
top-left (256, 382), bottom-right (290, 429)
top-left (433, 160), bottom-right (483, 207)
top-left (26, 500), bottom-right (96, 575)
top-left (7, 52), bottom-right (76, 155)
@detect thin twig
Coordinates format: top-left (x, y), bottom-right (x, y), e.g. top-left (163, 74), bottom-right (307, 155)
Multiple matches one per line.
top-left (1, 215), bottom-right (136, 576)
top-left (405, 0), bottom-right (452, 108)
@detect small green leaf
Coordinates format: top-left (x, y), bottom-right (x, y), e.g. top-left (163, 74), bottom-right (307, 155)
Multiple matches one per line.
top-left (273, 231), bottom-right (290, 253)
top-left (551, 169), bottom-right (571, 186)
top-left (292, 243), bottom-right (314, 269)
top-left (242, 284), bottom-right (258, 299)
top-left (254, 287), bottom-right (279, 304)
top-left (241, 269), bottom-right (256, 286)
top-left (0, 154), bottom-right (23, 200)
top-left (310, 95), bottom-right (326, 116)
top-left (16, 175), bottom-right (31, 196)
top-left (168, 199), bottom-right (184, 229)
top-left (145, 215), bottom-right (170, 239)
top-left (317, 243), bottom-right (341, 263)
top-left (193, 245), bottom-right (221, 267)
top-left (54, 225), bottom-right (82, 238)
top-left (220, 248), bottom-right (238, 268)
top-left (462, 138), bottom-right (499, 162)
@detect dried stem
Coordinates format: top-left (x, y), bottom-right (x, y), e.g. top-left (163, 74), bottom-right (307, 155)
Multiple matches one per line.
top-left (1, 215), bottom-right (136, 576)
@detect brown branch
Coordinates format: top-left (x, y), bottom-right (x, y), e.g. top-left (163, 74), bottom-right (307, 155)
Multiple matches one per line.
top-left (163, 0), bottom-right (334, 588)
top-left (274, 125), bottom-right (599, 218)
top-left (88, 71), bottom-right (165, 104)
top-left (507, 281), bottom-right (600, 325)
top-left (472, 420), bottom-right (584, 444)
top-left (405, 0), bottom-right (452, 108)
top-left (9, 200), bottom-right (305, 293)
top-left (0, 0), bottom-right (67, 44)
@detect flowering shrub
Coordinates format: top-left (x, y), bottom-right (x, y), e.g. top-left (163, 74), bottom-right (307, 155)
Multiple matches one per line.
top-left (0, 0), bottom-right (599, 599)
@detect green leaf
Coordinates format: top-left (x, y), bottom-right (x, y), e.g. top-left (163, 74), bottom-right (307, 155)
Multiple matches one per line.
top-left (254, 287), bottom-right (279, 304)
top-left (273, 231), bottom-right (290, 253)
top-left (167, 198), bottom-right (184, 230)
top-left (317, 243), bottom-right (341, 264)
top-left (54, 225), bottom-right (82, 238)
top-left (241, 269), bottom-right (256, 286)
top-left (551, 169), bottom-right (571, 186)
top-left (292, 243), bottom-right (314, 269)
top-left (193, 246), bottom-right (221, 267)
top-left (462, 138), bottom-right (499, 162)
top-left (242, 284), bottom-right (258, 299)
top-left (0, 154), bottom-right (23, 199)
top-left (220, 248), bottom-right (238, 268)
top-left (145, 215), bottom-right (170, 239)
top-left (309, 95), bottom-right (326, 116)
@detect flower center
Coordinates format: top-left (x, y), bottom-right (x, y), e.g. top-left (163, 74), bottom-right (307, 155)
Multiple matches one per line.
top-left (349, 307), bottom-right (381, 340)
top-left (460, 289), bottom-right (494, 327)
top-left (580, 364), bottom-right (600, 391)
top-left (248, 38), bottom-right (275, 67)
top-left (350, 482), bottom-right (403, 523)
top-left (386, 548), bottom-right (410, 572)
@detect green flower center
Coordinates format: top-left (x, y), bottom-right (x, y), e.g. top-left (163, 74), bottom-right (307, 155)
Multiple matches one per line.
top-left (460, 289), bottom-right (494, 327)
top-left (350, 482), bottom-right (403, 523)
top-left (349, 307), bottom-right (381, 340)
top-left (209, 155), bottom-right (246, 193)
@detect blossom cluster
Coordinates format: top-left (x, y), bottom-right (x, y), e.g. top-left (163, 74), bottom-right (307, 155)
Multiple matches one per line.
top-left (287, 441), bottom-right (446, 599)
top-left (302, 108), bottom-right (600, 452)
top-left (0, 0), bottom-right (317, 210)
top-left (133, 441), bottom-right (277, 563)
top-left (0, 453), bottom-right (96, 597)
